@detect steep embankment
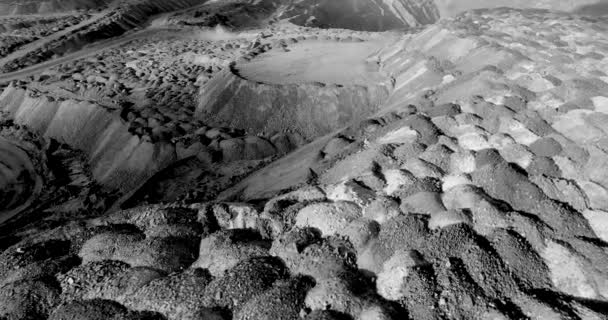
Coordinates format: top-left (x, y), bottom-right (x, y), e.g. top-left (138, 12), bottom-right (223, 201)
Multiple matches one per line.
top-left (0, 85), bottom-right (176, 192)
top-left (0, 83), bottom-right (291, 205)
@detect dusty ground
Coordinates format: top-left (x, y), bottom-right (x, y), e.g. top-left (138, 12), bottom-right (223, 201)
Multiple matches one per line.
top-left (1, 1), bottom-right (608, 320)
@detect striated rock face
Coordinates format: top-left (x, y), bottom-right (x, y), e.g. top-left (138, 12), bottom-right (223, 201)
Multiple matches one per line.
top-left (0, 85), bottom-right (176, 192)
top-left (0, 82), bottom-right (296, 207)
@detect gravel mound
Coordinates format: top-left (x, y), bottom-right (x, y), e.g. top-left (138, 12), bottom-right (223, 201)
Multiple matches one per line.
top-left (79, 230), bottom-right (198, 272)
top-left (122, 268), bottom-right (214, 320)
top-left (191, 229), bottom-right (271, 276)
top-left (48, 299), bottom-right (165, 320)
top-left (58, 260), bottom-right (165, 303)
top-left (201, 256), bottom-right (287, 313)
top-left (234, 276), bottom-right (314, 320)
top-left (0, 278), bottom-right (60, 320)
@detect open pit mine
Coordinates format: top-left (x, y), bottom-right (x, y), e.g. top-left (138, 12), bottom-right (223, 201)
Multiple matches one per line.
top-left (1, 1), bottom-right (608, 319)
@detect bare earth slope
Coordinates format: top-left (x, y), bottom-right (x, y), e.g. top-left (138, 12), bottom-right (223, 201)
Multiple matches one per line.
top-left (1, 5), bottom-right (608, 320)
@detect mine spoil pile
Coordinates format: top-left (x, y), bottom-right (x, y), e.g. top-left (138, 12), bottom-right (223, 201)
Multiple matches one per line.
top-left (0, 1), bottom-right (608, 320)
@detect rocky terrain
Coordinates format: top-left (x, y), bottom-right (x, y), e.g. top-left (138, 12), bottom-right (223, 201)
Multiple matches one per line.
top-left (0, 0), bottom-right (111, 15)
top-left (0, 14), bottom-right (91, 58)
top-left (1, 1), bottom-right (608, 320)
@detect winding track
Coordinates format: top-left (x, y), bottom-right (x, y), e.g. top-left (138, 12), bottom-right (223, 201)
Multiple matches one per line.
top-left (0, 0), bottom-right (238, 84)
top-left (0, 26), bottom-right (262, 85)
top-left (0, 28), bottom-right (171, 84)
top-left (0, 11), bottom-right (106, 67)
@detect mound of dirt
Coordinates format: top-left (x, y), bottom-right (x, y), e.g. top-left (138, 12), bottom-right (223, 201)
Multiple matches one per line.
top-left (196, 35), bottom-right (394, 141)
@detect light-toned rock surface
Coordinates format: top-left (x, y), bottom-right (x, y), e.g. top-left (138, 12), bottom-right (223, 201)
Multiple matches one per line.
top-left (295, 201), bottom-right (363, 237)
top-left (583, 210), bottom-right (608, 242)
top-left (376, 250), bottom-right (424, 300)
top-left (541, 241), bottom-right (600, 299)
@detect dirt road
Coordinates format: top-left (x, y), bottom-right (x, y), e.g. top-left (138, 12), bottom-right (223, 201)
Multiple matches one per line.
top-left (0, 12), bottom-right (107, 66)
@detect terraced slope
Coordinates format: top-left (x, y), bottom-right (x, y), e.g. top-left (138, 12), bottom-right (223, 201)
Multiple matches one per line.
top-left (3, 0), bottom-right (603, 76)
top-left (1, 6), bottom-right (608, 320)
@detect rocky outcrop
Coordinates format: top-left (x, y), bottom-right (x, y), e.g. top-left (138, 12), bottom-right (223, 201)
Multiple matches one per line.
top-left (196, 67), bottom-right (392, 141)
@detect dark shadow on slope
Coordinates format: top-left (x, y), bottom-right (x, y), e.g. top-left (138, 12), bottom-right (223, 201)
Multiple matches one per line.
top-left (529, 288), bottom-right (608, 316)
top-left (575, 2), bottom-right (608, 16)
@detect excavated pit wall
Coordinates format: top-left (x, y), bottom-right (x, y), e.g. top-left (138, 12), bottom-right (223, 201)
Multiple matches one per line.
top-left (0, 85), bottom-right (177, 193)
top-left (196, 66), bottom-right (393, 142)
